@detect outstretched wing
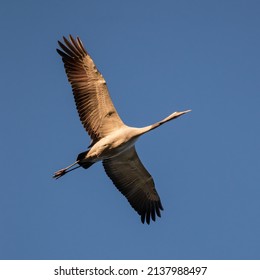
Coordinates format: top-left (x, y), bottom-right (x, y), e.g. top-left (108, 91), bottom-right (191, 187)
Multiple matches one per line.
top-left (103, 146), bottom-right (163, 224)
top-left (57, 35), bottom-right (125, 145)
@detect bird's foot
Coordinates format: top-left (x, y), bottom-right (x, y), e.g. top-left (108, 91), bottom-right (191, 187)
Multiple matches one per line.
top-left (53, 161), bottom-right (80, 179)
top-left (53, 168), bottom-right (67, 179)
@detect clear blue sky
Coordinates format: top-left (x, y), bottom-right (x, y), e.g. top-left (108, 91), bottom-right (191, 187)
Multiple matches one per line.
top-left (1, 0), bottom-right (259, 260)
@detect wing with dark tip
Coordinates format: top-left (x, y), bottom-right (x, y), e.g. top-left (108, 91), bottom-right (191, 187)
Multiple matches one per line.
top-left (57, 35), bottom-right (125, 145)
top-left (103, 146), bottom-right (163, 224)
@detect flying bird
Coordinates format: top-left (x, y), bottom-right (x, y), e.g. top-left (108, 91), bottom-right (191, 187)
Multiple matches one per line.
top-left (54, 35), bottom-right (191, 224)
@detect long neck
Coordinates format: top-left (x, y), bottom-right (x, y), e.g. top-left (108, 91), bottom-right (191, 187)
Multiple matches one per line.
top-left (137, 110), bottom-right (191, 136)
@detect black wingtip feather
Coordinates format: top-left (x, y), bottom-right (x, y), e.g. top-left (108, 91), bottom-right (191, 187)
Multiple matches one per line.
top-left (141, 214), bottom-right (145, 224)
top-left (151, 203), bottom-right (156, 222)
top-left (159, 201), bottom-right (164, 211)
top-left (57, 35), bottom-right (88, 60)
top-left (56, 48), bottom-right (73, 62)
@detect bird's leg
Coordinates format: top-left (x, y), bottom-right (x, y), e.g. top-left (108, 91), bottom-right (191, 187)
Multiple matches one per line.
top-left (53, 160), bottom-right (80, 179)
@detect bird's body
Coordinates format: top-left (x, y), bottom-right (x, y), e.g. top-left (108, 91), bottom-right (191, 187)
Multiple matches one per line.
top-left (82, 126), bottom-right (140, 161)
top-left (54, 35), bottom-right (190, 224)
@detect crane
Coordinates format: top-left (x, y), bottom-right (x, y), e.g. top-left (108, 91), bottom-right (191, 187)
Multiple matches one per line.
top-left (53, 35), bottom-right (191, 224)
